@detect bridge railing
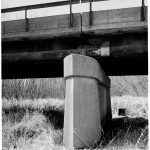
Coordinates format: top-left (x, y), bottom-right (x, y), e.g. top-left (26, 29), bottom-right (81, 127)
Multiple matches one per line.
top-left (1, 0), bottom-right (109, 33)
top-left (1, 0), bottom-right (108, 23)
top-left (2, 0), bottom-right (111, 13)
top-left (1, 0), bottom-right (147, 37)
top-left (1, 0), bottom-right (146, 20)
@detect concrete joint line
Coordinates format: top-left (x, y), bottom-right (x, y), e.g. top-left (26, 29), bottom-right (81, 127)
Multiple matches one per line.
top-left (64, 75), bottom-right (110, 88)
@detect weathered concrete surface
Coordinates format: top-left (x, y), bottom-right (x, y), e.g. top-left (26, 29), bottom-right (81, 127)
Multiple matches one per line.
top-left (2, 32), bottom-right (148, 79)
top-left (98, 85), bottom-right (107, 123)
top-left (2, 7), bottom-right (147, 41)
top-left (2, 13), bottom-right (81, 40)
top-left (106, 88), bottom-right (112, 119)
top-left (63, 54), bottom-right (111, 148)
top-left (82, 7), bottom-right (147, 35)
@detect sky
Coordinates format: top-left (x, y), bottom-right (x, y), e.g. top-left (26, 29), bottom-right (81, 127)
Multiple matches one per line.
top-left (2, 0), bottom-right (147, 9)
top-left (1, 0), bottom-right (65, 8)
top-left (1, 0), bottom-right (148, 21)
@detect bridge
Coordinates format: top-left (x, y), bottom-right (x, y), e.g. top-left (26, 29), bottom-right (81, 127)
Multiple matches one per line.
top-left (1, 0), bottom-right (148, 148)
top-left (2, 0), bottom-right (148, 79)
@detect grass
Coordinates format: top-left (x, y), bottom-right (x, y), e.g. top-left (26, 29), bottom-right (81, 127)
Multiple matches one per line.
top-left (2, 99), bottom-right (64, 150)
top-left (2, 78), bottom-right (65, 100)
top-left (2, 76), bottom-right (148, 100)
top-left (111, 96), bottom-right (148, 119)
top-left (2, 96), bottom-right (148, 150)
top-left (100, 117), bottom-right (148, 149)
top-left (2, 111), bottom-right (64, 150)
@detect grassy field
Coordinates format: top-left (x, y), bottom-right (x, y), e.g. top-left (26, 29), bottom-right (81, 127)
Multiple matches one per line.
top-left (2, 78), bottom-right (65, 100)
top-left (2, 76), bottom-right (148, 100)
top-left (2, 77), bottom-right (148, 149)
top-left (2, 96), bottom-right (148, 150)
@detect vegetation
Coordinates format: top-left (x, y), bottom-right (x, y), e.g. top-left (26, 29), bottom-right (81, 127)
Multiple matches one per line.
top-left (2, 96), bottom-right (148, 150)
top-left (2, 78), bottom-right (65, 100)
top-left (111, 96), bottom-right (148, 119)
top-left (100, 96), bottom-right (148, 150)
top-left (2, 76), bottom-right (148, 100)
top-left (111, 76), bottom-right (148, 97)
top-left (2, 76), bottom-right (148, 150)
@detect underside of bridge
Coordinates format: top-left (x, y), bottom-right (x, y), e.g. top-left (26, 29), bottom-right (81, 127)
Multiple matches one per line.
top-left (2, 32), bottom-right (148, 79)
top-left (2, 5), bottom-right (148, 79)
top-left (2, 57), bottom-right (148, 79)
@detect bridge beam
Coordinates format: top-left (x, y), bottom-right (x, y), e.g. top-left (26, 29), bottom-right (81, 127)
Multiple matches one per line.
top-left (63, 54), bottom-right (111, 148)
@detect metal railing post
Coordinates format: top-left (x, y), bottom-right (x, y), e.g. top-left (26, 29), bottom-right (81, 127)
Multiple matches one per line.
top-left (25, 6), bottom-right (28, 31)
top-left (70, 0), bottom-right (73, 27)
top-left (89, 0), bottom-right (93, 25)
top-left (141, 0), bottom-right (145, 21)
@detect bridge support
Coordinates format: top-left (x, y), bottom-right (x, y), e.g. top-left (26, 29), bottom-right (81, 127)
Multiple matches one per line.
top-left (63, 54), bottom-right (111, 149)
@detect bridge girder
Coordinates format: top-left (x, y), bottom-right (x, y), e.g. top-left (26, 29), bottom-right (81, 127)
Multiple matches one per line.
top-left (2, 6), bottom-right (148, 79)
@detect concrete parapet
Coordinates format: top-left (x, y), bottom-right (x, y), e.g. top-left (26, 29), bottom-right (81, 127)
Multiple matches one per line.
top-left (63, 54), bottom-right (111, 149)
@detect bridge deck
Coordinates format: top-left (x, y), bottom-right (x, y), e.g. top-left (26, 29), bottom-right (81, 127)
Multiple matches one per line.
top-left (2, 5), bottom-right (148, 78)
top-left (2, 6), bottom-right (147, 41)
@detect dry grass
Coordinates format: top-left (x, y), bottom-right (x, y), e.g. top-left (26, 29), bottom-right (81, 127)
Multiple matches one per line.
top-left (2, 98), bottom-right (64, 111)
top-left (2, 78), bottom-right (65, 100)
top-left (2, 112), bottom-right (64, 150)
top-left (2, 76), bottom-right (148, 100)
top-left (2, 96), bottom-right (148, 150)
top-left (100, 116), bottom-right (148, 149)
top-left (111, 96), bottom-right (148, 119)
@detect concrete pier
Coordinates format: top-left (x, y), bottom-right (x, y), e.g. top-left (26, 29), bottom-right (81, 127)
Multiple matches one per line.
top-left (63, 54), bottom-right (111, 149)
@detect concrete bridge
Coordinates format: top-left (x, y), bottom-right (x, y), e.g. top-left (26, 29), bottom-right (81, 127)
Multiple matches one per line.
top-left (2, 0), bottom-right (148, 148)
top-left (2, 0), bottom-right (148, 79)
